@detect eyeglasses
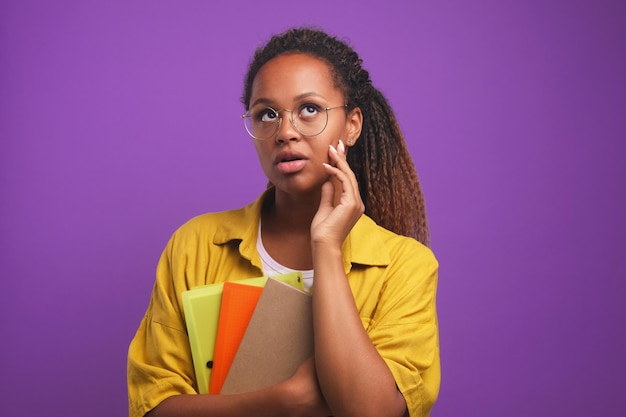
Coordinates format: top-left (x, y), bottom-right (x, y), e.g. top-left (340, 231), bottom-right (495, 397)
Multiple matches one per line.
top-left (242, 103), bottom-right (347, 140)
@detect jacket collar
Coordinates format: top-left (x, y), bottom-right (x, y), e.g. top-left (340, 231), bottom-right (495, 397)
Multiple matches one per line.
top-left (213, 188), bottom-right (391, 274)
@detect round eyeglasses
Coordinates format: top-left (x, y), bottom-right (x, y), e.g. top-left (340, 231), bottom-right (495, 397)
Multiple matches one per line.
top-left (242, 103), bottom-right (347, 140)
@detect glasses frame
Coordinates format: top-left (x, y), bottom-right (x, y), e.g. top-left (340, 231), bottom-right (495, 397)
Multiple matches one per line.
top-left (242, 104), bottom-right (347, 140)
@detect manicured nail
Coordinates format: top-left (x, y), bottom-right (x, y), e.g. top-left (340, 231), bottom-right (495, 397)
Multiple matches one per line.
top-left (338, 140), bottom-right (346, 153)
top-left (322, 163), bottom-right (332, 168)
top-left (329, 144), bottom-right (338, 153)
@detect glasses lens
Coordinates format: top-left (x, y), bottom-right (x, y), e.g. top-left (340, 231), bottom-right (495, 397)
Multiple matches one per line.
top-left (292, 104), bottom-right (328, 137)
top-left (243, 105), bottom-right (334, 139)
top-left (244, 107), bottom-right (279, 140)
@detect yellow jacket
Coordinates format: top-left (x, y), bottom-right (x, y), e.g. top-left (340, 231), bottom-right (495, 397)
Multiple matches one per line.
top-left (128, 190), bottom-right (440, 417)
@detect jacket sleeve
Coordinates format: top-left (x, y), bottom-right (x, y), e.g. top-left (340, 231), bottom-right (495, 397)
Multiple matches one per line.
top-left (365, 240), bottom-right (440, 417)
top-left (127, 234), bottom-right (197, 417)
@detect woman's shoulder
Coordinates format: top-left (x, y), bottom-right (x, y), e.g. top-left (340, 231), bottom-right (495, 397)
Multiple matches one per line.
top-left (182, 205), bottom-right (249, 228)
top-left (356, 215), bottom-right (438, 266)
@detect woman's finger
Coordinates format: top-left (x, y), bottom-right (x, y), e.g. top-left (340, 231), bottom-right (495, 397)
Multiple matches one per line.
top-left (328, 143), bottom-right (361, 201)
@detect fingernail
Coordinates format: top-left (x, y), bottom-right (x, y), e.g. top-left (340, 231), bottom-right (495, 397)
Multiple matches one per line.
top-left (322, 163), bottom-right (332, 168)
top-left (329, 144), bottom-right (338, 153)
top-left (338, 140), bottom-right (345, 153)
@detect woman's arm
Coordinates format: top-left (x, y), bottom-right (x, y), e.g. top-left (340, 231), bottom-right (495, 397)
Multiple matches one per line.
top-left (148, 366), bottom-right (330, 417)
top-left (310, 142), bottom-right (407, 417)
top-left (148, 387), bottom-right (285, 417)
top-left (148, 358), bottom-right (329, 417)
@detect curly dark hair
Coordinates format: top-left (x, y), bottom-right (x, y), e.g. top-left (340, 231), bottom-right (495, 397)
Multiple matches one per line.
top-left (242, 27), bottom-right (430, 245)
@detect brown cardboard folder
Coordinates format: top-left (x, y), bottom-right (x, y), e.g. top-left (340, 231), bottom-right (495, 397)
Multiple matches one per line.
top-left (220, 277), bottom-right (313, 395)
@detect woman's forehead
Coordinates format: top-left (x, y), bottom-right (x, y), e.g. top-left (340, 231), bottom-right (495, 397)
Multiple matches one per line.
top-left (250, 54), bottom-right (342, 105)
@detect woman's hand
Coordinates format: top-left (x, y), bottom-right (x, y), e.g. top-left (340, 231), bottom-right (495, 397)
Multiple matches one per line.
top-left (279, 357), bottom-right (331, 417)
top-left (311, 140), bottom-right (365, 247)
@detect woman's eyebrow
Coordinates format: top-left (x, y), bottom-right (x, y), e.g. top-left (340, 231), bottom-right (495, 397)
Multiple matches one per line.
top-left (294, 92), bottom-right (327, 101)
top-left (250, 97), bottom-right (273, 108)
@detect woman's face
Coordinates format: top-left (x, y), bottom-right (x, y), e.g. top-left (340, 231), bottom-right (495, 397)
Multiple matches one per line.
top-left (248, 53), bottom-right (362, 198)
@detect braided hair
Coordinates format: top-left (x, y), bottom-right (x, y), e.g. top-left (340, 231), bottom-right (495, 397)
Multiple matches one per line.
top-left (242, 27), bottom-right (430, 245)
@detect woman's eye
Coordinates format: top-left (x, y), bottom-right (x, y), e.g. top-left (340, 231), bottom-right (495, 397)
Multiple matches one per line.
top-left (299, 104), bottom-right (321, 119)
top-left (259, 109), bottom-right (278, 122)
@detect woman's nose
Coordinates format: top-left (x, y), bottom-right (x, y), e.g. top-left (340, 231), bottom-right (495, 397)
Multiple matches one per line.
top-left (275, 111), bottom-right (301, 143)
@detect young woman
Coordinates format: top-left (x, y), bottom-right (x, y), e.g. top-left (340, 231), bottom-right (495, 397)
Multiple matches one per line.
top-left (128, 27), bottom-right (440, 417)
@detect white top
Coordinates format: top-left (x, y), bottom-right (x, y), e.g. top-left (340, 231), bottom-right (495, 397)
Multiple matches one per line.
top-left (257, 222), bottom-right (314, 291)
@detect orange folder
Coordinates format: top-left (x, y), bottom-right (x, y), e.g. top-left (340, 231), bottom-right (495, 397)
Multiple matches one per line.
top-left (208, 282), bottom-right (264, 394)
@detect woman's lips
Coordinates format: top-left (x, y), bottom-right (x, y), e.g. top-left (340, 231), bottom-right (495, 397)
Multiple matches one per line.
top-left (274, 151), bottom-right (308, 174)
top-left (276, 159), bottom-right (307, 174)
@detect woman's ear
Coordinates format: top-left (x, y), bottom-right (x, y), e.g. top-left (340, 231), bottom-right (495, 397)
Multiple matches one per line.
top-left (345, 107), bottom-right (363, 146)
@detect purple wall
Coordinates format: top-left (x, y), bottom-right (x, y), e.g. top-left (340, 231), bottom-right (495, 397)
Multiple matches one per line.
top-left (1, 1), bottom-right (624, 415)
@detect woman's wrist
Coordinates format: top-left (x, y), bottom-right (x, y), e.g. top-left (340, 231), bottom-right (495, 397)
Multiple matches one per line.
top-left (311, 241), bottom-right (343, 263)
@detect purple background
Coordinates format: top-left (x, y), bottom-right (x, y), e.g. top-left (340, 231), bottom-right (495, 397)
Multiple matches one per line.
top-left (1, 1), bottom-right (624, 416)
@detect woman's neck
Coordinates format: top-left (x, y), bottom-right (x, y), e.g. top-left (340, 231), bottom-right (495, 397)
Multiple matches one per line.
top-left (259, 188), bottom-right (319, 270)
top-left (265, 189), bottom-right (321, 232)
